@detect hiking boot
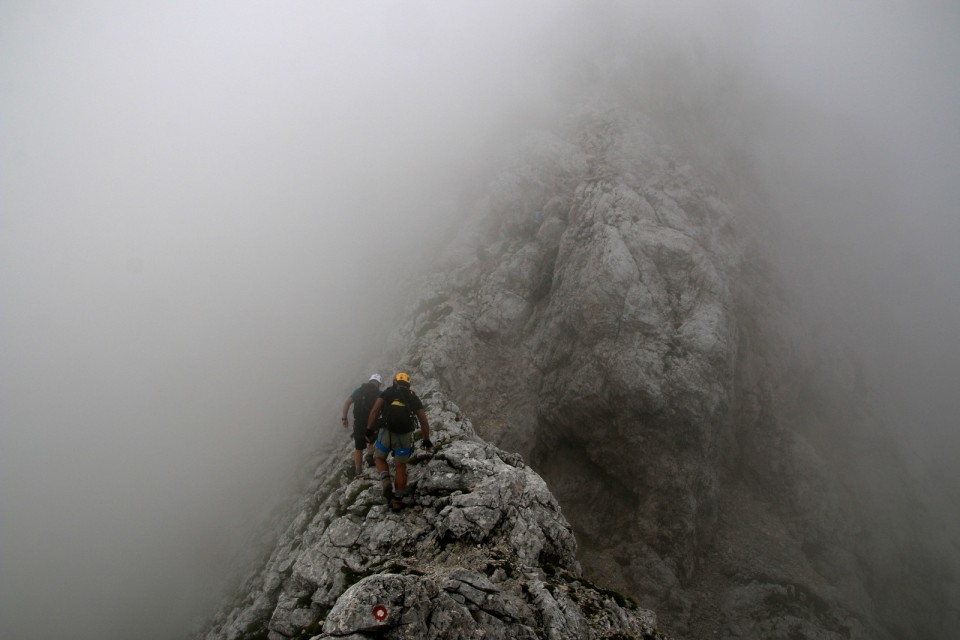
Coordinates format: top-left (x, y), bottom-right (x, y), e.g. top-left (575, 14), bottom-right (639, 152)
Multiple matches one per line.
top-left (354, 467), bottom-right (364, 478)
top-left (389, 498), bottom-right (404, 512)
top-left (382, 482), bottom-right (394, 503)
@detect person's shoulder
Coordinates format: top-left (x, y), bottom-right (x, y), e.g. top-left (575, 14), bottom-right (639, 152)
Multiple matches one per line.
top-left (352, 384), bottom-right (374, 398)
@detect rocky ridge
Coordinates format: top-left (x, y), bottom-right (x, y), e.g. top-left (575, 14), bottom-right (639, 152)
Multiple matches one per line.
top-left (198, 109), bottom-right (958, 640)
top-left (388, 110), bottom-right (958, 639)
top-left (198, 386), bottom-right (666, 640)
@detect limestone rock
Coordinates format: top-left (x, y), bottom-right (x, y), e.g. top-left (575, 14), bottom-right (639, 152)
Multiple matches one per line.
top-left (389, 111), bottom-right (958, 639)
top-left (198, 110), bottom-right (958, 640)
top-left (197, 391), bottom-right (665, 640)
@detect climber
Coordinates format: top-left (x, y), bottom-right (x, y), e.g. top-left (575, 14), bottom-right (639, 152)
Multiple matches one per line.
top-left (367, 372), bottom-right (433, 511)
top-left (340, 373), bottom-right (383, 477)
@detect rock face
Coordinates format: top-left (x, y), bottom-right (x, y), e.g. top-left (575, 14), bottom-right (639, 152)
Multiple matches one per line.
top-left (199, 110), bottom-right (958, 640)
top-left (198, 388), bottom-right (666, 640)
top-left (389, 111), bottom-right (959, 639)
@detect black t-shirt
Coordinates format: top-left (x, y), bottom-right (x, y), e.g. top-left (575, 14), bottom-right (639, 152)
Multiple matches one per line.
top-left (351, 382), bottom-right (381, 426)
top-left (379, 385), bottom-right (423, 433)
top-left (379, 385), bottom-right (423, 411)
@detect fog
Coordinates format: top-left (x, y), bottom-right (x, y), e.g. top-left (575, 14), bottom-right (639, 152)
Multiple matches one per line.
top-left (729, 3), bottom-right (960, 472)
top-left (2, 2), bottom-right (958, 639)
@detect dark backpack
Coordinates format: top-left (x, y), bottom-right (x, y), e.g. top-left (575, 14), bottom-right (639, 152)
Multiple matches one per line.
top-left (353, 383), bottom-right (380, 426)
top-left (383, 387), bottom-right (418, 434)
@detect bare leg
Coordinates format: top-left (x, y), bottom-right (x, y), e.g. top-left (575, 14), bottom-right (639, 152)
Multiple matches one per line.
top-left (375, 456), bottom-right (393, 500)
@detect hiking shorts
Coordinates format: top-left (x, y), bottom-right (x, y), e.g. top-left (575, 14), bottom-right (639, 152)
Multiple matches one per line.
top-left (374, 428), bottom-right (414, 463)
top-left (352, 422), bottom-right (369, 451)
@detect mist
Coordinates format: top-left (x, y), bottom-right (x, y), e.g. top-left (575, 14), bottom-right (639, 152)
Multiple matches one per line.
top-left (2, 2), bottom-right (958, 639)
top-left (729, 2), bottom-right (960, 470)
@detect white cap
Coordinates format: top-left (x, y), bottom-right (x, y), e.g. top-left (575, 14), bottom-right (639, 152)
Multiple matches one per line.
top-left (369, 373), bottom-right (383, 384)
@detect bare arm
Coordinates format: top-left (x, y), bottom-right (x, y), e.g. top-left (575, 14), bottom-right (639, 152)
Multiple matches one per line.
top-left (366, 398), bottom-right (385, 430)
top-left (416, 409), bottom-right (431, 448)
top-left (340, 397), bottom-right (353, 428)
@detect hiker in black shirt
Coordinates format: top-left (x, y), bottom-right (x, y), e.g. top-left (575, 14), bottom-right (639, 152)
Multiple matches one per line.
top-left (367, 372), bottom-right (432, 511)
top-left (340, 373), bottom-right (383, 477)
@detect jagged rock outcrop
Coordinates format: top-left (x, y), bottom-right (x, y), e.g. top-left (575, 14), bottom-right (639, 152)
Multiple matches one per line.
top-left (198, 388), bottom-right (666, 640)
top-left (198, 108), bottom-right (957, 640)
top-left (389, 110), bottom-right (959, 639)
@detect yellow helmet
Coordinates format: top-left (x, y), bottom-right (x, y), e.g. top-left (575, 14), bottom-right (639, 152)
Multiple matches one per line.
top-left (394, 372), bottom-right (411, 385)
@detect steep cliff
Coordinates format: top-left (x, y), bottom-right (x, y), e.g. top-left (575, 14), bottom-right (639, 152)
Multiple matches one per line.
top-left (198, 388), bottom-right (666, 640)
top-left (390, 111), bottom-right (959, 639)
top-left (198, 109), bottom-right (956, 640)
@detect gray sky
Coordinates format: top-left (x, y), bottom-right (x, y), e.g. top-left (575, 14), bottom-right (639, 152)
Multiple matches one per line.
top-left (0, 2), bottom-right (556, 637)
top-left (2, 2), bottom-right (958, 639)
top-left (744, 2), bottom-right (960, 466)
